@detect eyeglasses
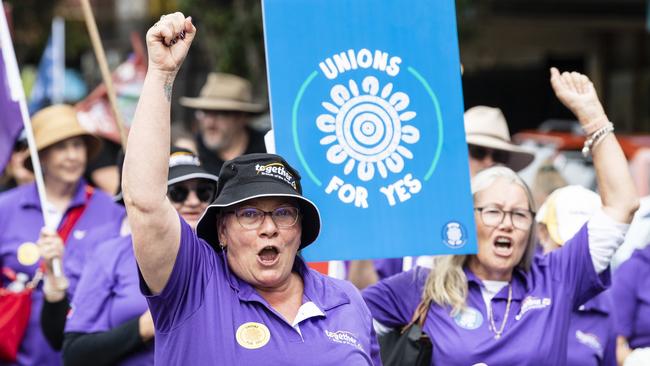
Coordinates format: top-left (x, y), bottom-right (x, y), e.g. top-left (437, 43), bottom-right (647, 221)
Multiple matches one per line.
top-left (468, 145), bottom-right (509, 164)
top-left (167, 182), bottom-right (216, 203)
top-left (227, 206), bottom-right (300, 229)
top-left (475, 206), bottom-right (533, 230)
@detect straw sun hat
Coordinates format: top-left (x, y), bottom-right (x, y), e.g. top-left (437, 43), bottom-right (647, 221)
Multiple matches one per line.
top-left (179, 73), bottom-right (265, 113)
top-left (464, 106), bottom-right (534, 172)
top-left (25, 104), bottom-right (102, 169)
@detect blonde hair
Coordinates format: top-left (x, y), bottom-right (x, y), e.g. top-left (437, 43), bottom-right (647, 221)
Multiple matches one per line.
top-left (422, 166), bottom-right (537, 315)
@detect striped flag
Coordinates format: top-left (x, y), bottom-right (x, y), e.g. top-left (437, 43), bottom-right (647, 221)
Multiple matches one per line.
top-left (0, 4), bottom-right (26, 171)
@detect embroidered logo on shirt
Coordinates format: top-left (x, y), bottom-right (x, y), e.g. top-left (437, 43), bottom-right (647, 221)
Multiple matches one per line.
top-left (73, 230), bottom-right (86, 240)
top-left (452, 307), bottom-right (483, 330)
top-left (575, 330), bottom-right (603, 357)
top-left (236, 322), bottom-right (271, 350)
top-left (325, 330), bottom-right (363, 350)
top-left (16, 242), bottom-right (40, 266)
top-left (515, 296), bottom-right (551, 320)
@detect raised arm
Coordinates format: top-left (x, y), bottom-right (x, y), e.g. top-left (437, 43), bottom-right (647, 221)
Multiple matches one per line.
top-left (122, 13), bottom-right (196, 294)
top-left (550, 68), bottom-right (639, 224)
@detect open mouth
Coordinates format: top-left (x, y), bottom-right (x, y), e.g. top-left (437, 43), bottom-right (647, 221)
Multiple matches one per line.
top-left (493, 236), bottom-right (513, 256)
top-left (257, 246), bottom-right (280, 266)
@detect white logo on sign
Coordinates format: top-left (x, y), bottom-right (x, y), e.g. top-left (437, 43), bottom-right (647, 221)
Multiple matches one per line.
top-left (317, 75), bottom-right (419, 182)
top-left (317, 49), bottom-right (425, 209)
top-left (443, 221), bottom-right (466, 248)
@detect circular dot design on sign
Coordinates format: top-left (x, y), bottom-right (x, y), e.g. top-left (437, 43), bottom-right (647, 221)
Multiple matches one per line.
top-left (317, 76), bottom-right (420, 182)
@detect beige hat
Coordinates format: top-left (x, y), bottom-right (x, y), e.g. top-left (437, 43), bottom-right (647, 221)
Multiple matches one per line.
top-left (464, 106), bottom-right (534, 171)
top-left (25, 104), bottom-right (102, 169)
top-left (179, 72), bottom-right (265, 113)
top-left (536, 185), bottom-right (601, 245)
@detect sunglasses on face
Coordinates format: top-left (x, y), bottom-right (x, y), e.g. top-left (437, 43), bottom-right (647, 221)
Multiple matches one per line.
top-left (468, 145), bottom-right (510, 164)
top-left (167, 182), bottom-right (216, 203)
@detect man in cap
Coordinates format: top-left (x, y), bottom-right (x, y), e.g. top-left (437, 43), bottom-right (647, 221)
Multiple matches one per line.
top-left (464, 105), bottom-right (534, 177)
top-left (180, 72), bottom-right (267, 175)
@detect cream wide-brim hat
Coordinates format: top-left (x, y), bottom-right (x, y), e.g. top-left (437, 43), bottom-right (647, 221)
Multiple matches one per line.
top-left (25, 104), bottom-right (102, 170)
top-left (464, 105), bottom-right (535, 172)
top-left (179, 72), bottom-right (265, 113)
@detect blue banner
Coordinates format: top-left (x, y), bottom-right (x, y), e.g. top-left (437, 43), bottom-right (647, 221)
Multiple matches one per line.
top-left (263, 0), bottom-right (476, 261)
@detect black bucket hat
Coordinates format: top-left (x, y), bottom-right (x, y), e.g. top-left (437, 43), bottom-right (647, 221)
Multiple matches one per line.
top-left (196, 153), bottom-right (321, 251)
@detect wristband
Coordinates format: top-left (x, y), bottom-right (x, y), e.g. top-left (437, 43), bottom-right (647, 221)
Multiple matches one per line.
top-left (582, 122), bottom-right (614, 158)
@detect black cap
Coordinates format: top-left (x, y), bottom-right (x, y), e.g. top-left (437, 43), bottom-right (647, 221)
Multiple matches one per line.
top-left (196, 153), bottom-right (321, 251)
top-left (168, 147), bottom-right (219, 186)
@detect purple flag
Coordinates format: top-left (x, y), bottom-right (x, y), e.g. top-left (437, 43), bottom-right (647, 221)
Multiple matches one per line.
top-left (0, 6), bottom-right (25, 171)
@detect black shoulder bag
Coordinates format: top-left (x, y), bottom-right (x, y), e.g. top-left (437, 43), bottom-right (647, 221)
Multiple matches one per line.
top-left (378, 299), bottom-right (432, 366)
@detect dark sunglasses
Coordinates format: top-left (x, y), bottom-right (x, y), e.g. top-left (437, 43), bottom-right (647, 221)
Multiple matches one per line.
top-left (167, 182), bottom-right (216, 203)
top-left (468, 145), bottom-right (509, 164)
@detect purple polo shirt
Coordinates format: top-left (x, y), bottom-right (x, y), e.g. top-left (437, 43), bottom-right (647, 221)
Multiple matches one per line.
top-left (140, 218), bottom-right (381, 365)
top-left (611, 246), bottom-right (650, 349)
top-left (363, 224), bottom-right (609, 366)
top-left (0, 181), bottom-right (125, 366)
top-left (66, 235), bottom-right (153, 366)
top-left (567, 292), bottom-right (616, 366)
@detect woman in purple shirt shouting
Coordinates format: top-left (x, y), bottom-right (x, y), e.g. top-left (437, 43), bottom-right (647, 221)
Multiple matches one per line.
top-left (121, 13), bottom-right (380, 365)
top-left (363, 69), bottom-right (638, 366)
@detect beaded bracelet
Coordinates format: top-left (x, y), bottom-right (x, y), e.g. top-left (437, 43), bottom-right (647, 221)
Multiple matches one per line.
top-left (582, 122), bottom-right (614, 158)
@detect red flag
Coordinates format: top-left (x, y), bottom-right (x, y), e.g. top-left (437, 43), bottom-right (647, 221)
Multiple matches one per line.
top-left (75, 33), bottom-right (146, 144)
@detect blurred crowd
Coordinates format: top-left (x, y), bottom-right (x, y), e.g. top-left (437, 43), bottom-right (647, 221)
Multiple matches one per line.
top-left (1, 9), bottom-right (650, 366)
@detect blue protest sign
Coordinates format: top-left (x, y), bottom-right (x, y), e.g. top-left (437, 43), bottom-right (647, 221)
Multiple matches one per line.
top-left (262, 0), bottom-right (476, 261)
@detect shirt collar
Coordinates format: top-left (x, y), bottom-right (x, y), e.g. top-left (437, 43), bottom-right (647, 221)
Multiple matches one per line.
top-left (465, 265), bottom-right (529, 301)
top-left (19, 179), bottom-right (88, 210)
top-left (221, 253), bottom-right (350, 313)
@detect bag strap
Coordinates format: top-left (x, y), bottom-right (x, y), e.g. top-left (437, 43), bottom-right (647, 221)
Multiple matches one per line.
top-left (401, 298), bottom-right (432, 335)
top-left (57, 185), bottom-right (94, 243)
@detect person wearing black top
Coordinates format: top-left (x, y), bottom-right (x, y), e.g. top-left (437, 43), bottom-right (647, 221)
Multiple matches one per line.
top-left (179, 72), bottom-right (267, 175)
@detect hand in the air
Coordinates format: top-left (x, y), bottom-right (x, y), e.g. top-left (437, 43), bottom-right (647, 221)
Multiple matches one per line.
top-left (146, 12), bottom-right (196, 74)
top-left (550, 67), bottom-right (607, 126)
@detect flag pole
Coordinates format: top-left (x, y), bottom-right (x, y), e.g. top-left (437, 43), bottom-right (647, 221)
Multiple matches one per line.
top-left (0, 2), bottom-right (67, 288)
top-left (79, 0), bottom-right (129, 148)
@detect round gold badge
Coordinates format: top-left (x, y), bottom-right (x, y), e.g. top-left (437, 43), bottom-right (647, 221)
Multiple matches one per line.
top-left (17, 242), bottom-right (40, 266)
top-left (236, 322), bottom-right (271, 350)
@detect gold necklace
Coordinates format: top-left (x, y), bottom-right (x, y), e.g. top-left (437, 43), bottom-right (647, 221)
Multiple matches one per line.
top-left (487, 283), bottom-right (512, 340)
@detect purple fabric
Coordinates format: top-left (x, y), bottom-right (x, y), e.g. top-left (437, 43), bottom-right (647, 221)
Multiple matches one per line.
top-left (567, 292), bottom-right (616, 366)
top-left (140, 218), bottom-right (381, 365)
top-left (0, 45), bottom-right (24, 172)
top-left (0, 181), bottom-right (125, 366)
top-left (66, 235), bottom-right (153, 366)
top-left (363, 224), bottom-right (609, 366)
top-left (343, 258), bottom-right (404, 281)
top-left (611, 246), bottom-right (650, 349)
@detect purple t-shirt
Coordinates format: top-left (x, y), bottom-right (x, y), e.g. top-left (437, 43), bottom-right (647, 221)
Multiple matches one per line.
top-left (567, 292), bottom-right (616, 366)
top-left (363, 224), bottom-right (609, 366)
top-left (611, 246), bottom-right (650, 349)
top-left (140, 218), bottom-right (381, 365)
top-left (0, 181), bottom-right (125, 366)
top-left (66, 235), bottom-right (153, 366)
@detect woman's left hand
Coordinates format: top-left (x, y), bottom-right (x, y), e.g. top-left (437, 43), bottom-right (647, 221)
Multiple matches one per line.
top-left (550, 67), bottom-right (607, 125)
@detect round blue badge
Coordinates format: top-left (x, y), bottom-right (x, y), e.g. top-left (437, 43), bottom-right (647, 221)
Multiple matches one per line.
top-left (453, 307), bottom-right (483, 330)
top-left (441, 221), bottom-right (467, 249)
